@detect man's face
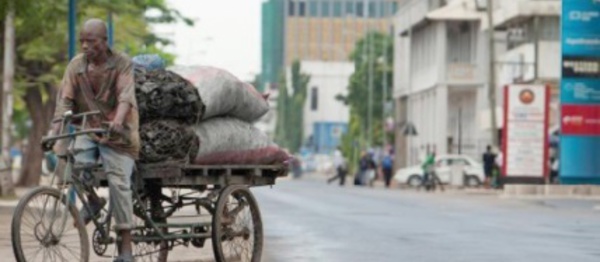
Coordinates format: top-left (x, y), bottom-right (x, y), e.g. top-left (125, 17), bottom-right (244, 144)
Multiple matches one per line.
top-left (79, 30), bottom-right (106, 60)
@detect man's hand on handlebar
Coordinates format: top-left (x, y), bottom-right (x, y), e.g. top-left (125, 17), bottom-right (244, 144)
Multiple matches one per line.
top-left (41, 139), bottom-right (56, 152)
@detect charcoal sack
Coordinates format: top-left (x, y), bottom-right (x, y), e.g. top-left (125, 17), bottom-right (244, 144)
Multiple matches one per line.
top-left (135, 69), bottom-right (205, 124)
top-left (193, 118), bottom-right (290, 165)
top-left (185, 66), bottom-right (269, 122)
top-left (139, 120), bottom-right (200, 163)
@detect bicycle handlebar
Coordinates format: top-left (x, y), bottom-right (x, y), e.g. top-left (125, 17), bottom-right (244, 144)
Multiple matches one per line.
top-left (41, 128), bottom-right (108, 146)
top-left (51, 110), bottom-right (102, 124)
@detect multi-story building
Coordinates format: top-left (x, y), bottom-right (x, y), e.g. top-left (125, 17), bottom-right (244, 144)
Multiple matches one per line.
top-left (493, 0), bottom-right (561, 127)
top-left (261, 0), bottom-right (399, 152)
top-left (393, 0), bottom-right (496, 167)
top-left (262, 0), bottom-right (400, 92)
top-left (393, 0), bottom-right (561, 169)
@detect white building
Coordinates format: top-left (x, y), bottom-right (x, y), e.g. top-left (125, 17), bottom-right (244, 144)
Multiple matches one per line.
top-left (287, 61), bottom-right (353, 153)
top-left (394, 0), bottom-right (496, 167)
top-left (393, 0), bottom-right (562, 168)
top-left (492, 0), bottom-right (562, 127)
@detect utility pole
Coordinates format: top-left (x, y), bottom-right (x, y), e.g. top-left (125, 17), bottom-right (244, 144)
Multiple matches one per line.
top-left (1, 1), bottom-right (16, 196)
top-left (366, 0), bottom-right (374, 148)
top-left (486, 0), bottom-right (499, 147)
top-left (382, 1), bottom-right (389, 149)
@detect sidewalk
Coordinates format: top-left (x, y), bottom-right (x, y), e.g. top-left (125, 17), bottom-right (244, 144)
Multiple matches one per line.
top-left (300, 172), bottom-right (600, 199)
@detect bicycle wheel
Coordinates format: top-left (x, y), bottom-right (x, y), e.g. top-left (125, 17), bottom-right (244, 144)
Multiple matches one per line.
top-left (212, 185), bottom-right (263, 262)
top-left (131, 187), bottom-right (169, 262)
top-left (11, 186), bottom-right (90, 262)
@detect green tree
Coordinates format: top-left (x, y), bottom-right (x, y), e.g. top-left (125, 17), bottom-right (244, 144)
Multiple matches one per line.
top-left (337, 31), bottom-right (394, 164)
top-left (274, 60), bottom-right (310, 153)
top-left (1, 0), bottom-right (190, 186)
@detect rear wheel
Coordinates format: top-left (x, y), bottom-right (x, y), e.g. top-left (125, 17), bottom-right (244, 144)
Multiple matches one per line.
top-left (465, 175), bottom-right (482, 187)
top-left (11, 186), bottom-right (89, 262)
top-left (407, 175), bottom-right (422, 188)
top-left (212, 185), bottom-right (263, 262)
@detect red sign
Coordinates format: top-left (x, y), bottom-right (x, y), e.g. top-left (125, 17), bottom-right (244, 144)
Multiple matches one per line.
top-left (561, 104), bottom-right (600, 136)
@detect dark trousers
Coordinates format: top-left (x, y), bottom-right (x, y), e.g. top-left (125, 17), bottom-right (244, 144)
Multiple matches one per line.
top-left (383, 168), bottom-right (393, 187)
top-left (328, 167), bottom-right (347, 186)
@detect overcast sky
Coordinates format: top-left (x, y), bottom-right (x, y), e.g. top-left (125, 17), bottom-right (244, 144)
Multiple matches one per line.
top-left (152, 0), bottom-right (263, 81)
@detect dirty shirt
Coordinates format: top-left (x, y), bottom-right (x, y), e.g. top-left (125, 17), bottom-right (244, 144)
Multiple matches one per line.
top-left (54, 49), bottom-right (140, 159)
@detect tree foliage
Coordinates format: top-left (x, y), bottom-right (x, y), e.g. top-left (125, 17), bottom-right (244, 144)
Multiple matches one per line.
top-left (274, 60), bottom-right (310, 153)
top-left (337, 31), bottom-right (394, 166)
top-left (0, 0), bottom-right (190, 186)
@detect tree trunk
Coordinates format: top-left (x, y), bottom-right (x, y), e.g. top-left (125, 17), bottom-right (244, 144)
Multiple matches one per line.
top-left (17, 86), bottom-right (55, 187)
top-left (0, 6), bottom-right (15, 196)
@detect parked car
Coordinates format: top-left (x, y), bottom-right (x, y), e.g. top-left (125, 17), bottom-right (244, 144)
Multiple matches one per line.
top-left (393, 154), bottom-right (484, 187)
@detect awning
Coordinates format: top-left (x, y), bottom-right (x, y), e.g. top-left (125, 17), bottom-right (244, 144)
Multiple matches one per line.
top-left (426, 0), bottom-right (484, 21)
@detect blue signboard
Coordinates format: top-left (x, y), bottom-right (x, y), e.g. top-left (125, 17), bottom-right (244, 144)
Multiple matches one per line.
top-left (560, 0), bottom-right (600, 184)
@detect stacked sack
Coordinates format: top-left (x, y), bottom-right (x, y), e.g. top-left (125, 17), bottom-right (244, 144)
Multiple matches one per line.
top-left (133, 55), bottom-right (290, 165)
top-left (133, 54), bottom-right (203, 163)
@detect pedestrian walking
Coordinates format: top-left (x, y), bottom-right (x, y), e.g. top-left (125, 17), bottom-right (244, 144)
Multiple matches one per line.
top-left (327, 147), bottom-right (347, 186)
top-left (355, 151), bottom-right (376, 186)
top-left (381, 151), bottom-right (394, 188)
top-left (482, 145), bottom-right (497, 189)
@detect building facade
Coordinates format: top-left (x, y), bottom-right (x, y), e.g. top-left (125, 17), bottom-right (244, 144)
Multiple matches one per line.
top-left (393, 0), bottom-right (494, 167)
top-left (261, 0), bottom-right (399, 152)
top-left (393, 0), bottom-right (561, 169)
top-left (298, 61), bottom-right (354, 153)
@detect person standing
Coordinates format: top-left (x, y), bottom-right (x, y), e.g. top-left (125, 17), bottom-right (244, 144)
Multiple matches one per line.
top-left (328, 147), bottom-right (347, 186)
top-left (482, 145), bottom-right (497, 189)
top-left (381, 151), bottom-right (394, 188)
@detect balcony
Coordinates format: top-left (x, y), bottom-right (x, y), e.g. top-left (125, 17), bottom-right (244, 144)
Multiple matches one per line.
top-left (446, 63), bottom-right (482, 85)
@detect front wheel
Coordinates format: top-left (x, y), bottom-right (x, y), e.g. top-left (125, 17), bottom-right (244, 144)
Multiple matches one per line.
top-left (11, 186), bottom-right (90, 262)
top-left (212, 185), bottom-right (263, 262)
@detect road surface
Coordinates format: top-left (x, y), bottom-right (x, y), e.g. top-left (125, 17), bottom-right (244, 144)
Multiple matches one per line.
top-left (256, 179), bottom-right (600, 262)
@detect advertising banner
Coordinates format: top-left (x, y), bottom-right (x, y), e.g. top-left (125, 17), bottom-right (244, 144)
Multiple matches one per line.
top-left (560, 0), bottom-right (600, 184)
top-left (502, 85), bottom-right (550, 178)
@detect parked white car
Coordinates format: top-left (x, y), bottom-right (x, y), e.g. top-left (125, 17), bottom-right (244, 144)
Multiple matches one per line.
top-left (393, 154), bottom-right (484, 187)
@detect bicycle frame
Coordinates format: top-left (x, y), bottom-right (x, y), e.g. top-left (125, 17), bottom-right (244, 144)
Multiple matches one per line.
top-left (40, 111), bottom-right (115, 244)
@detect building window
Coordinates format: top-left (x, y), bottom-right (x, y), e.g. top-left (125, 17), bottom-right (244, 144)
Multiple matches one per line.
top-left (392, 1), bottom-right (398, 13)
top-left (299, 1), bottom-right (306, 16)
top-left (333, 1), bottom-right (343, 17)
top-left (356, 1), bottom-right (364, 17)
top-left (309, 0), bottom-right (318, 16)
top-left (368, 2), bottom-right (377, 18)
top-left (311, 87), bottom-right (318, 111)
top-left (346, 1), bottom-right (355, 16)
top-left (288, 0), bottom-right (295, 16)
top-left (379, 1), bottom-right (389, 17)
top-left (321, 1), bottom-right (331, 17)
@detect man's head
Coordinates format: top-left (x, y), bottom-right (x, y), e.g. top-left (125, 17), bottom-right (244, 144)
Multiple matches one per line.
top-left (486, 145), bottom-right (492, 152)
top-left (80, 19), bottom-right (108, 61)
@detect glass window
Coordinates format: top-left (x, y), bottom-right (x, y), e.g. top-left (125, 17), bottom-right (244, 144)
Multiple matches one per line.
top-left (392, 1), bottom-right (398, 13)
top-left (379, 1), bottom-right (388, 17)
top-left (346, 1), bottom-right (355, 15)
top-left (356, 1), bottom-right (364, 17)
top-left (288, 0), bottom-right (296, 16)
top-left (309, 1), bottom-right (318, 16)
top-left (299, 1), bottom-right (306, 16)
top-left (451, 159), bottom-right (471, 166)
top-left (369, 2), bottom-right (377, 18)
top-left (321, 1), bottom-right (331, 17)
top-left (333, 1), bottom-right (343, 17)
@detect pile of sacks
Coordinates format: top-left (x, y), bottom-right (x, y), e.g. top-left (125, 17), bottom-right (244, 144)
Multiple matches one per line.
top-left (132, 55), bottom-right (290, 166)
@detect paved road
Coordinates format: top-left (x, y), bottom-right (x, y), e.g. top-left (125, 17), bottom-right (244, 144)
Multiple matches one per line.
top-left (255, 179), bottom-right (600, 262)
